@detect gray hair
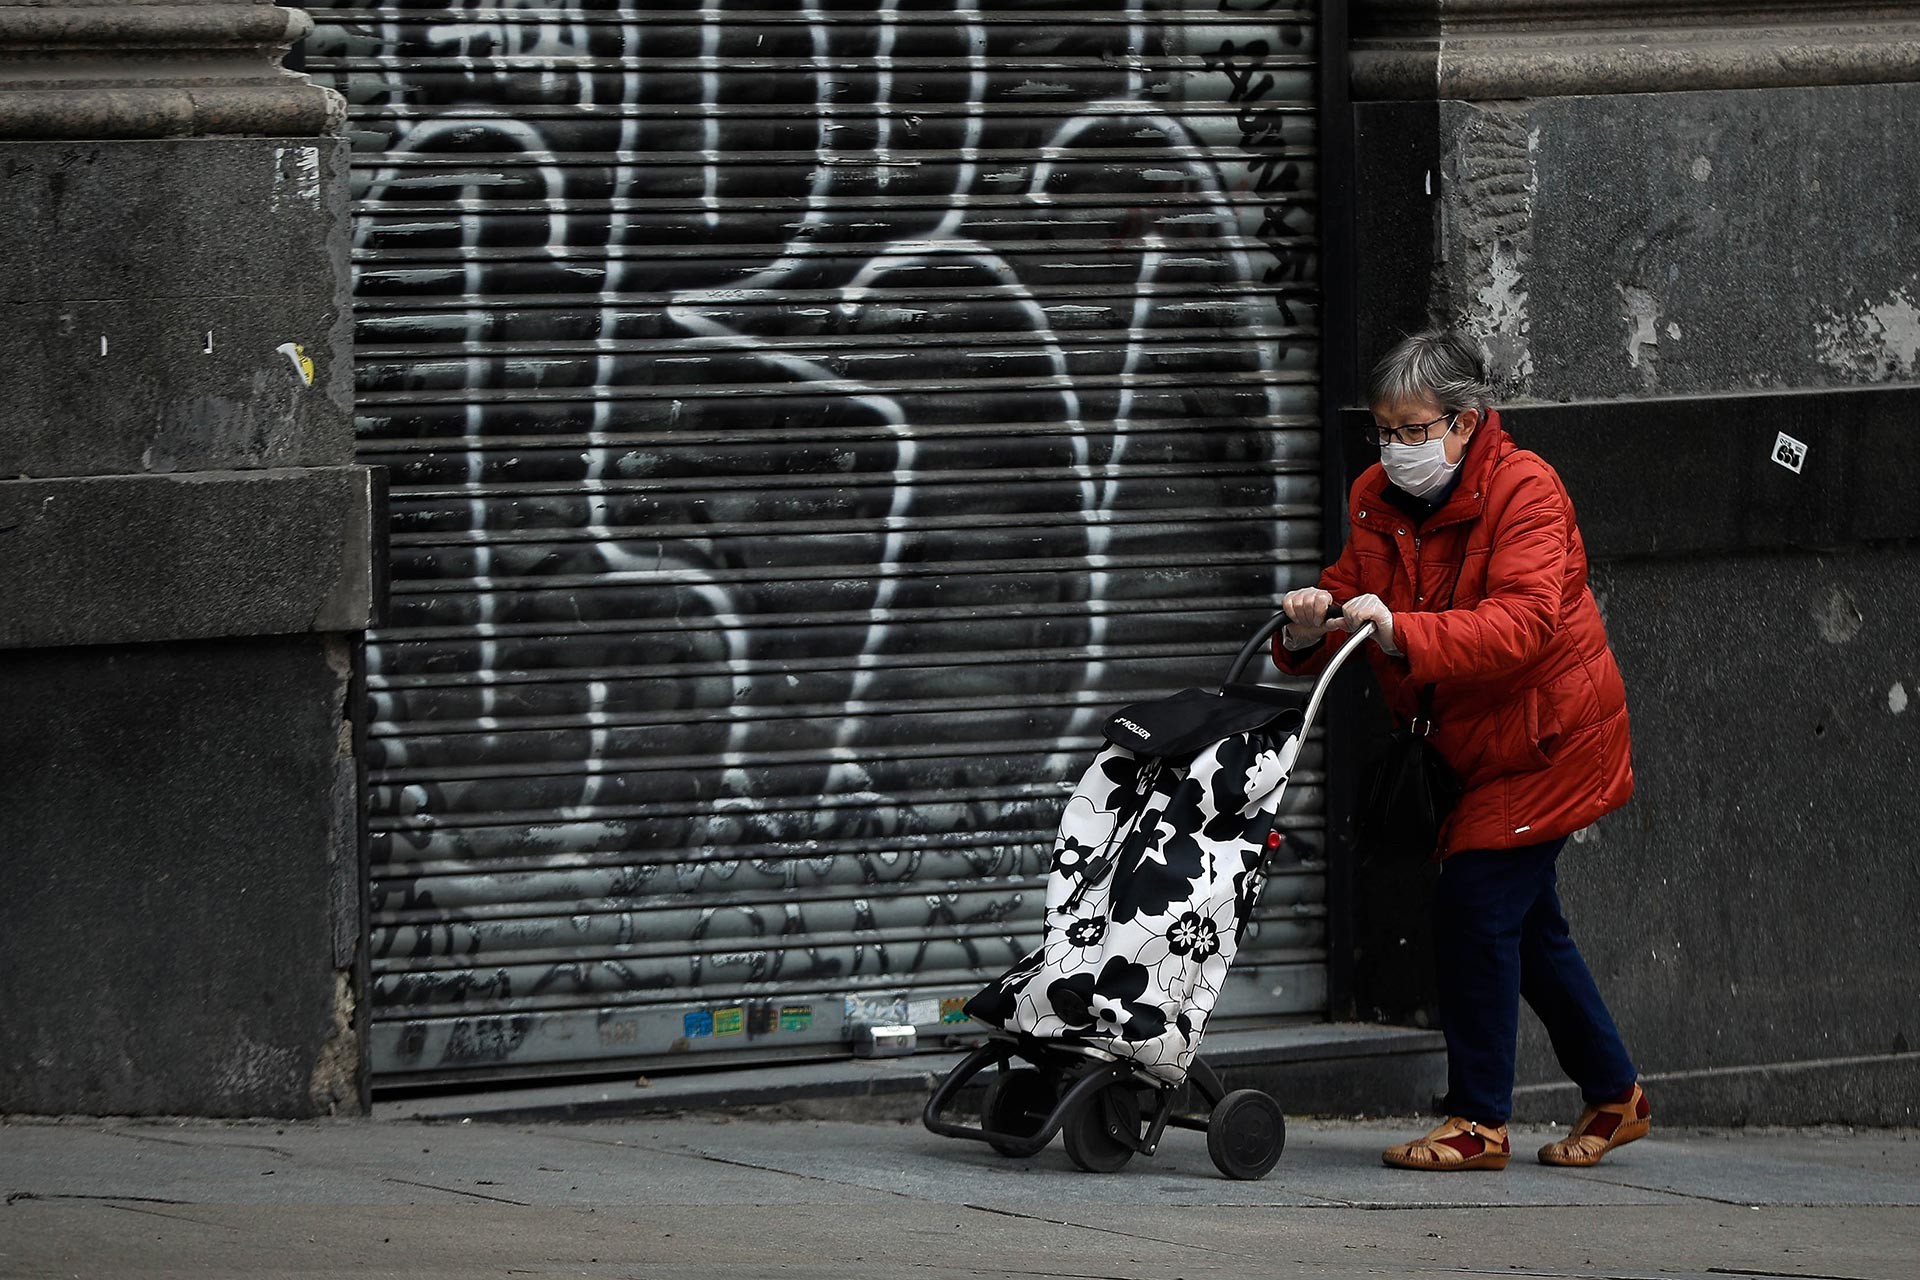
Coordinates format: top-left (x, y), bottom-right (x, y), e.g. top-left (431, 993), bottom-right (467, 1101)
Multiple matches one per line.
top-left (1366, 327), bottom-right (1495, 413)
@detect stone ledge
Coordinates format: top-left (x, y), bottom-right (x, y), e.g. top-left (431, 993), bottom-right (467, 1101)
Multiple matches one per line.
top-left (1352, 2), bottom-right (1920, 98)
top-left (0, 465), bottom-right (383, 649)
top-left (0, 1), bottom-right (310, 52)
top-left (1357, 0), bottom-right (1920, 30)
top-left (0, 3), bottom-right (342, 138)
top-left (0, 84), bottom-right (342, 139)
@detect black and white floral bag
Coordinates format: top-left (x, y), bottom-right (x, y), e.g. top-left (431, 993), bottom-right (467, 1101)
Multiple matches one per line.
top-left (964, 684), bottom-right (1305, 1083)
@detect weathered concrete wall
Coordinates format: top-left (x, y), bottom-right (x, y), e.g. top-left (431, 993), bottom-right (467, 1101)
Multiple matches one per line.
top-left (0, 4), bottom-right (375, 1117)
top-left (2, 136), bottom-right (354, 478)
top-left (1526, 545), bottom-right (1920, 1126)
top-left (1357, 82), bottom-right (1920, 405)
top-left (0, 635), bottom-right (363, 1117)
top-left (1341, 6), bottom-right (1920, 1125)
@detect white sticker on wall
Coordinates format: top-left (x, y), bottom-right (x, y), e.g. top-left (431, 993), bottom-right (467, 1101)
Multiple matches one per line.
top-left (1772, 431), bottom-right (1808, 474)
top-left (906, 998), bottom-right (941, 1026)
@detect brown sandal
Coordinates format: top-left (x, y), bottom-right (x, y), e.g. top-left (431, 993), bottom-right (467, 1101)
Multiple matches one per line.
top-left (1382, 1116), bottom-right (1511, 1171)
top-left (1538, 1082), bottom-right (1652, 1167)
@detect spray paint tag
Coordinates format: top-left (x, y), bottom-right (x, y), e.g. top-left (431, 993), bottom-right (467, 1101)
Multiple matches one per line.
top-left (1772, 431), bottom-right (1808, 474)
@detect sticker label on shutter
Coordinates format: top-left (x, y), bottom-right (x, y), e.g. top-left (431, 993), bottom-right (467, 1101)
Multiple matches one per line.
top-left (844, 994), bottom-right (909, 1025)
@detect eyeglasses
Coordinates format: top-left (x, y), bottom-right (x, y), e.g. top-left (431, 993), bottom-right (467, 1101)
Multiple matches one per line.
top-left (1363, 412), bottom-right (1456, 448)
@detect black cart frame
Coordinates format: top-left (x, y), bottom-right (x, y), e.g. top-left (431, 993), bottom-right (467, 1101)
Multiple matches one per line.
top-left (921, 608), bottom-right (1376, 1178)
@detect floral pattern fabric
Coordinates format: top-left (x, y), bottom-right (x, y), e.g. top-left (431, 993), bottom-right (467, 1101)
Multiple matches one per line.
top-left (964, 729), bottom-right (1292, 1083)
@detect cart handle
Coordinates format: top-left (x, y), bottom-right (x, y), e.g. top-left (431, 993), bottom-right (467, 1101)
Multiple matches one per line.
top-left (1225, 607), bottom-right (1377, 749)
top-left (1224, 604), bottom-right (1355, 684)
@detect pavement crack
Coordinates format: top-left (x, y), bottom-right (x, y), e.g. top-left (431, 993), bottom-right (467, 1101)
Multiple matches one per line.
top-left (665, 1144), bottom-right (926, 1200)
top-left (1207, 1199), bottom-right (1695, 1211)
top-left (103, 1203), bottom-right (240, 1232)
top-left (1560, 1171), bottom-right (1918, 1211)
top-left (543, 1133), bottom-right (644, 1152)
top-left (1555, 1170), bottom-right (1763, 1208)
top-left (547, 1132), bottom-right (927, 1202)
top-left (961, 1201), bottom-right (1227, 1255)
top-left (382, 1176), bottom-right (531, 1206)
top-left (903, 1265), bottom-right (1140, 1280)
top-left (1197, 1189), bottom-right (1357, 1208)
top-left (6, 1192), bottom-right (191, 1207)
top-left (1410, 1266), bottom-right (1880, 1280)
top-left (92, 1127), bottom-right (297, 1160)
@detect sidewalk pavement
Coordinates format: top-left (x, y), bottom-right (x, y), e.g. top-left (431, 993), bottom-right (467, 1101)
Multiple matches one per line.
top-left (3, 1107), bottom-right (1915, 1279)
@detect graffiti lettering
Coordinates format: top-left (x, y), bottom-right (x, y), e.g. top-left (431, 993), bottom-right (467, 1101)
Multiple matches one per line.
top-left (305, 0), bottom-right (1328, 1078)
top-left (1204, 40), bottom-right (1277, 107)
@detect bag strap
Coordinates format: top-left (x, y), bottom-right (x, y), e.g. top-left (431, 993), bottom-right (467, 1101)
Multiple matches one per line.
top-left (1407, 528), bottom-right (1463, 739)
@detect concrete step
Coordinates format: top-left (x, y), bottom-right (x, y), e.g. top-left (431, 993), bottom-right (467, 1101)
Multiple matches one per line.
top-left (375, 1022), bottom-right (1446, 1125)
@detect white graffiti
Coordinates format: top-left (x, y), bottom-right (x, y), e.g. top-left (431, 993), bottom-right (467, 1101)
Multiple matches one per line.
top-left (308, 0), bottom-right (1321, 1074)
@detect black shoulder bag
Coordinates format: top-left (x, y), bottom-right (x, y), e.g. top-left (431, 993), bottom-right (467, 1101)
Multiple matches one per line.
top-left (1355, 568), bottom-right (1463, 861)
top-left (1355, 681), bottom-right (1462, 860)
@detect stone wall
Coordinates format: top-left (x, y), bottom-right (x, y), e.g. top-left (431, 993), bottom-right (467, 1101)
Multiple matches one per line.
top-left (0, 1), bottom-right (378, 1117)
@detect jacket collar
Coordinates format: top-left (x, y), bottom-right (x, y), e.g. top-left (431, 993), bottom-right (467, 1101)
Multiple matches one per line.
top-left (1354, 410), bottom-right (1511, 533)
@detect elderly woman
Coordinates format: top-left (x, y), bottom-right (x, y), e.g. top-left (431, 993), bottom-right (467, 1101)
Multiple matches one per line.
top-left (1275, 328), bottom-right (1647, 1171)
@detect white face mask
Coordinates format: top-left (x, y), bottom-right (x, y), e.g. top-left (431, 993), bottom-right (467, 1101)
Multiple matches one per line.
top-left (1381, 431), bottom-right (1461, 499)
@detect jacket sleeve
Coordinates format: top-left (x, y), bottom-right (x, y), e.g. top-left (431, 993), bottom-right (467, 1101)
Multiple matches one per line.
top-left (1392, 464), bottom-right (1569, 683)
top-left (1270, 494), bottom-right (1369, 678)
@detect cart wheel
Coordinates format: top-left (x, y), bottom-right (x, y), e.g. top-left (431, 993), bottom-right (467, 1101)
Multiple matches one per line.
top-left (1207, 1089), bottom-right (1285, 1181)
top-left (980, 1067), bottom-right (1052, 1157)
top-left (1063, 1083), bottom-right (1141, 1174)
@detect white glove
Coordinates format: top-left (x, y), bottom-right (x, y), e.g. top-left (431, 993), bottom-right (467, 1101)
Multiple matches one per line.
top-left (1339, 593), bottom-right (1399, 656)
top-left (1279, 587), bottom-right (1338, 650)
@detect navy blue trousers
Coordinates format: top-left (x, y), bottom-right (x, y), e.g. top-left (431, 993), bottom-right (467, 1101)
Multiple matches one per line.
top-left (1433, 837), bottom-right (1637, 1125)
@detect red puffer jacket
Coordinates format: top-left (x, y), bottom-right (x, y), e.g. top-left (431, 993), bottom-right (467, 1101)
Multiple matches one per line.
top-left (1274, 413), bottom-right (1633, 855)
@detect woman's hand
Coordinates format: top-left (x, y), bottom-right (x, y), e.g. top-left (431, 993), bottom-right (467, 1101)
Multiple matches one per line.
top-left (1339, 593), bottom-right (1400, 656)
top-left (1280, 587), bottom-right (1340, 650)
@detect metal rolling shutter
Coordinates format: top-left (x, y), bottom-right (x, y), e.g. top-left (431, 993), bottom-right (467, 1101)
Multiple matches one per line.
top-left (305, 0), bottom-right (1326, 1084)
